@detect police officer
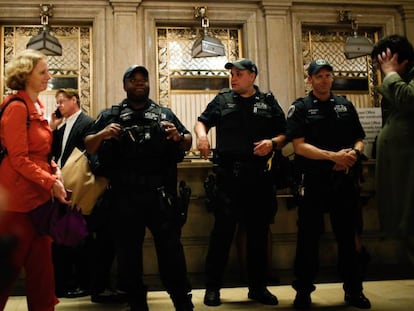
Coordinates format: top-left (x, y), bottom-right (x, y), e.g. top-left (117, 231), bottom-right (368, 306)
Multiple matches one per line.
top-left (286, 59), bottom-right (371, 310)
top-left (194, 58), bottom-right (286, 307)
top-left (84, 65), bottom-right (193, 311)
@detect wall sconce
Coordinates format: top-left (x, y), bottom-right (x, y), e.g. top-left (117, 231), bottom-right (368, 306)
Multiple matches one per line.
top-left (338, 10), bottom-right (372, 59)
top-left (191, 7), bottom-right (225, 58)
top-left (26, 4), bottom-right (62, 56)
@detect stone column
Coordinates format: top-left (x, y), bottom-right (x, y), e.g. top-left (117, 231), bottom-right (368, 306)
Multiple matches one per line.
top-left (260, 1), bottom-right (294, 112)
top-left (108, 0), bottom-right (142, 103)
top-left (399, 4), bottom-right (414, 44)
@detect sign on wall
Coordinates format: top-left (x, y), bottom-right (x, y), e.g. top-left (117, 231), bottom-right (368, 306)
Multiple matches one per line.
top-left (356, 107), bottom-right (382, 159)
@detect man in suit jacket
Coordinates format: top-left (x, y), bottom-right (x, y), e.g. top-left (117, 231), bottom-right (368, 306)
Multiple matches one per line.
top-left (51, 89), bottom-right (94, 167)
top-left (50, 89), bottom-right (94, 298)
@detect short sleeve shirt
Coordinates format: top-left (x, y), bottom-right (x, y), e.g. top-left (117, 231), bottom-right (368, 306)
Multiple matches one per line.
top-left (197, 87), bottom-right (286, 159)
top-left (286, 92), bottom-right (365, 170)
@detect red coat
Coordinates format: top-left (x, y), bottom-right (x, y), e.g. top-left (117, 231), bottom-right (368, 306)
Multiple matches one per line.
top-left (0, 91), bottom-right (57, 212)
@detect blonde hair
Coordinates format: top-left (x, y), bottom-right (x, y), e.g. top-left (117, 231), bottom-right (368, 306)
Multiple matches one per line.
top-left (5, 49), bottom-right (46, 90)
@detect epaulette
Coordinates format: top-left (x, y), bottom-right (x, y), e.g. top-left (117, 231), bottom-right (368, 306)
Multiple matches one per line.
top-left (294, 96), bottom-right (307, 104)
top-left (258, 91), bottom-right (275, 103)
top-left (218, 88), bottom-right (232, 94)
top-left (110, 104), bottom-right (122, 117)
top-left (333, 94), bottom-right (349, 104)
top-left (264, 91), bottom-right (275, 101)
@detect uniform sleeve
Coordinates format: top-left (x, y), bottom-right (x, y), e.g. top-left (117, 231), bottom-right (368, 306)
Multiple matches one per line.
top-left (197, 95), bottom-right (221, 128)
top-left (347, 101), bottom-right (366, 140)
top-left (85, 109), bottom-right (111, 136)
top-left (163, 108), bottom-right (190, 134)
top-left (286, 100), bottom-right (306, 141)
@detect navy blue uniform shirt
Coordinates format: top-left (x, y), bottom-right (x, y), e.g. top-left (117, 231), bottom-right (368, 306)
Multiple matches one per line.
top-left (286, 92), bottom-right (365, 171)
top-left (198, 86), bottom-right (286, 161)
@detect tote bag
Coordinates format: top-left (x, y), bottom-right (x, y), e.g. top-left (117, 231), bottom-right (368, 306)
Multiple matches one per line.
top-left (30, 199), bottom-right (88, 246)
top-left (61, 147), bottom-right (109, 215)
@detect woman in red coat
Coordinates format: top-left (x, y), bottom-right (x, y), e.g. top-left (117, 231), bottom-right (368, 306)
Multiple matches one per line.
top-left (0, 49), bottom-right (70, 311)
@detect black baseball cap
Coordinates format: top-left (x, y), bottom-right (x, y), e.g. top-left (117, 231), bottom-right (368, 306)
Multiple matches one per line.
top-left (123, 65), bottom-right (149, 83)
top-left (307, 59), bottom-right (333, 75)
top-left (225, 58), bottom-right (258, 75)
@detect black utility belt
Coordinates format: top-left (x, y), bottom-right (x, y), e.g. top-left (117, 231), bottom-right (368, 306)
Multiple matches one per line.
top-left (220, 160), bottom-right (266, 170)
top-left (304, 169), bottom-right (349, 179)
top-left (218, 161), bottom-right (268, 178)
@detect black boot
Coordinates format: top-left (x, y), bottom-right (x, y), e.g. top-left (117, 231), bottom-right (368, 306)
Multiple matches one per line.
top-left (292, 281), bottom-right (315, 310)
top-left (128, 289), bottom-right (149, 311)
top-left (344, 291), bottom-right (371, 309)
top-left (171, 293), bottom-right (194, 311)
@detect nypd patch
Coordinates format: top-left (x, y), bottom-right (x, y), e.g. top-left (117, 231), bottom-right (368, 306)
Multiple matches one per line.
top-left (144, 111), bottom-right (159, 121)
top-left (287, 105), bottom-right (296, 118)
top-left (334, 104), bottom-right (348, 113)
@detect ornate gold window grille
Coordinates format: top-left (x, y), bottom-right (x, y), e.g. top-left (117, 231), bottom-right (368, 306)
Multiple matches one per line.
top-left (302, 27), bottom-right (380, 107)
top-left (1, 25), bottom-right (93, 116)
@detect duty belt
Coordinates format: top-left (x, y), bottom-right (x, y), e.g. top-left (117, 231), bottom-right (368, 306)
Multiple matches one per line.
top-left (218, 160), bottom-right (267, 177)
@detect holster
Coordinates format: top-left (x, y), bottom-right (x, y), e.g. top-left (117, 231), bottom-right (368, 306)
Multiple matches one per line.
top-left (204, 174), bottom-right (218, 212)
top-left (177, 180), bottom-right (191, 227)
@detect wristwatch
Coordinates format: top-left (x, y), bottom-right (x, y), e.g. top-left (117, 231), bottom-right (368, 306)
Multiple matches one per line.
top-left (352, 148), bottom-right (361, 158)
top-left (271, 139), bottom-right (278, 150)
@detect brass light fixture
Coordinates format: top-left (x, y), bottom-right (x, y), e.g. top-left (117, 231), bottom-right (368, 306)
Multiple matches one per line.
top-left (191, 7), bottom-right (225, 58)
top-left (26, 4), bottom-right (62, 56)
top-left (338, 10), bottom-right (372, 59)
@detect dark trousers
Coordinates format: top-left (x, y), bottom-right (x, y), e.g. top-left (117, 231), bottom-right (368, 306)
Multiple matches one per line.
top-left (89, 228), bottom-right (116, 295)
top-left (293, 172), bottom-right (363, 294)
top-left (112, 187), bottom-right (191, 306)
top-left (86, 190), bottom-right (119, 295)
top-left (205, 167), bottom-right (276, 290)
top-left (87, 193), bottom-right (118, 295)
top-left (52, 240), bottom-right (91, 295)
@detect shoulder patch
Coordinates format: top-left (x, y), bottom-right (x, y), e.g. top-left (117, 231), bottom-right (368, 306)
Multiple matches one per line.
top-left (287, 105), bottom-right (296, 118)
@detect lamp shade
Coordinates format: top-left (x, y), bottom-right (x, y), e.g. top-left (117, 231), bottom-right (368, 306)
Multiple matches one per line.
top-left (191, 34), bottom-right (225, 58)
top-left (26, 29), bottom-right (62, 56)
top-left (344, 36), bottom-right (373, 59)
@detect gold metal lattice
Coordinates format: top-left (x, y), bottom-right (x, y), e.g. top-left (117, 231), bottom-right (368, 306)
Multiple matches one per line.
top-left (2, 25), bottom-right (92, 114)
top-left (302, 28), bottom-right (379, 106)
top-left (157, 27), bottom-right (240, 107)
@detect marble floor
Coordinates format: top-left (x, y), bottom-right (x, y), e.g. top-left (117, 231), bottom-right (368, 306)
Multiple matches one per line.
top-left (4, 279), bottom-right (414, 311)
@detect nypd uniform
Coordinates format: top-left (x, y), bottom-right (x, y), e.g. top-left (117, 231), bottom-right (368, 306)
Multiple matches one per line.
top-left (286, 91), bottom-right (366, 295)
top-left (198, 86), bottom-right (286, 292)
top-left (86, 98), bottom-right (191, 308)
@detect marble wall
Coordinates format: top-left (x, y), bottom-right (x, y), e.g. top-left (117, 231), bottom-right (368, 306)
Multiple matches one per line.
top-left (1, 0), bottom-right (413, 113)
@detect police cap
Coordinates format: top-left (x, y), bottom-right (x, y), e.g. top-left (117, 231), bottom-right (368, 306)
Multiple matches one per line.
top-left (225, 58), bottom-right (258, 75)
top-left (123, 65), bottom-right (149, 83)
top-left (307, 59), bottom-right (333, 76)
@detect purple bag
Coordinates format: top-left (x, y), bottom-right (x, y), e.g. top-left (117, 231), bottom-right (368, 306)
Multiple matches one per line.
top-left (30, 200), bottom-right (88, 247)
